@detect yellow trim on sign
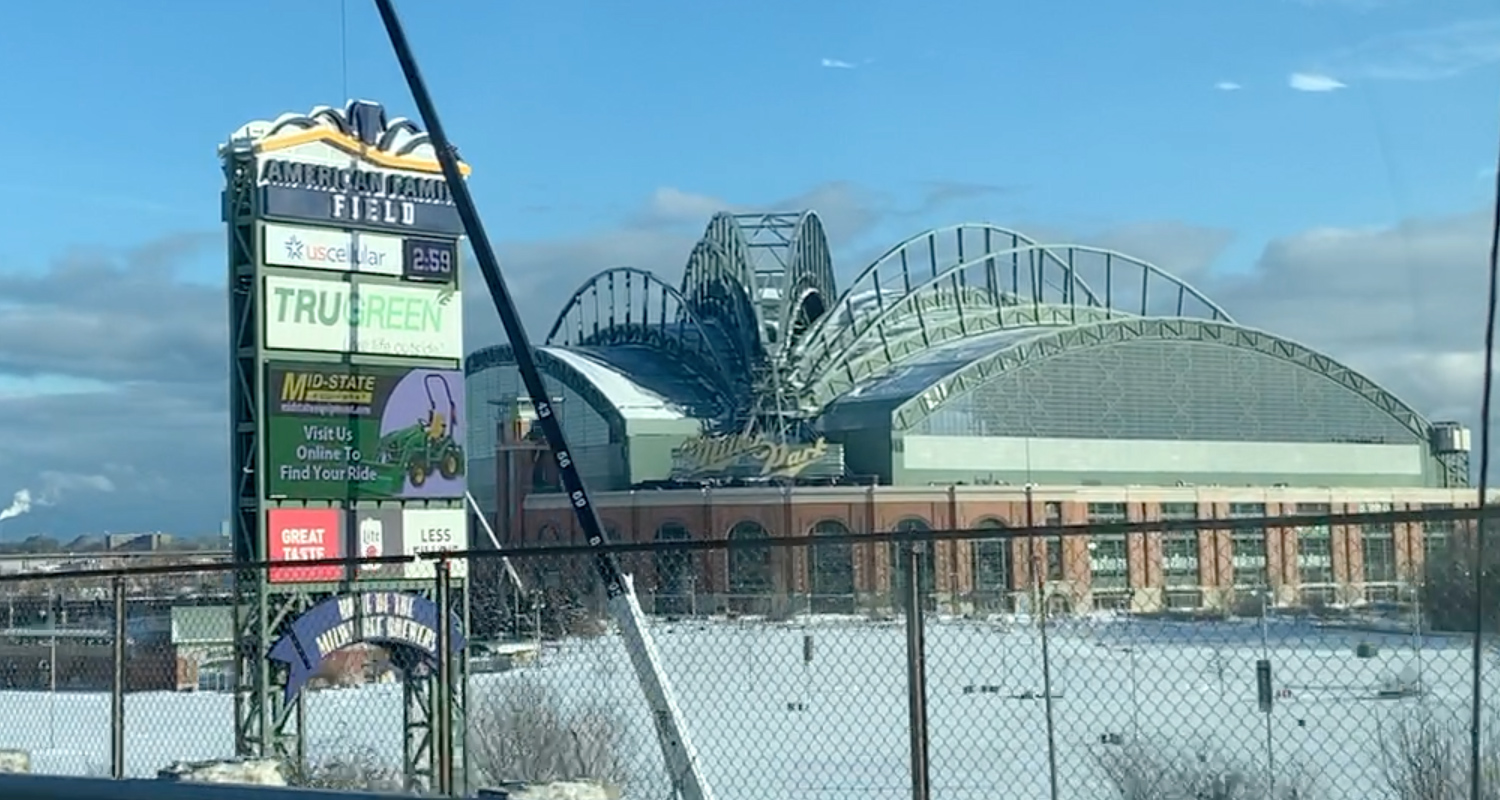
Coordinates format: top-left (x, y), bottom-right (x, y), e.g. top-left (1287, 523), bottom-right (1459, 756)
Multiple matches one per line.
top-left (255, 128), bottom-right (473, 176)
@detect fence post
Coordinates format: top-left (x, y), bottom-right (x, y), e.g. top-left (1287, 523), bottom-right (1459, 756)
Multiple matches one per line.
top-left (434, 557), bottom-right (454, 796)
top-left (903, 541), bottom-right (931, 800)
top-left (111, 574), bottom-right (126, 779)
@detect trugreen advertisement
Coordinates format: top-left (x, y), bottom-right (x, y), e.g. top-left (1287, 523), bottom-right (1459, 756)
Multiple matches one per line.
top-left (266, 363), bottom-right (466, 500)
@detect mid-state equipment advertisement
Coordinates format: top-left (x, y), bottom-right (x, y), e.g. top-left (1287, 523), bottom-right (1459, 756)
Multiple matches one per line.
top-left (266, 363), bottom-right (466, 501)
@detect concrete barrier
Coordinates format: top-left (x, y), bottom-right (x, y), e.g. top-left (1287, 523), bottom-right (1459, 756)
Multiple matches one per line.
top-left (0, 773), bottom-right (403, 800)
top-left (478, 780), bottom-right (620, 800)
top-left (157, 758), bottom-right (287, 785)
top-left (0, 749), bottom-right (31, 774)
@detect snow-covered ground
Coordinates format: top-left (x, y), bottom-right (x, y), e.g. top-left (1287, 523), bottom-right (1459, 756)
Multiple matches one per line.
top-left (0, 615), bottom-right (1493, 799)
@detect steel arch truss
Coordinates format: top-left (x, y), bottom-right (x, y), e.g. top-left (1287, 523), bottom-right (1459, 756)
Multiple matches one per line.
top-left (805, 299), bottom-right (1122, 410)
top-left (797, 224), bottom-right (1097, 363)
top-left (545, 266), bottom-right (737, 396)
top-left (889, 318), bottom-right (1432, 445)
top-left (466, 344), bottom-right (631, 443)
top-left (798, 225), bottom-right (1230, 364)
top-left (728, 211), bottom-right (837, 354)
top-left (794, 243), bottom-right (1132, 391)
top-left (680, 214), bottom-right (766, 371)
top-left (679, 211), bottom-right (837, 367)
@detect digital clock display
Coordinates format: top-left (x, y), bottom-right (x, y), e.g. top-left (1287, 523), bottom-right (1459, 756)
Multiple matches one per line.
top-left (402, 238), bottom-right (457, 282)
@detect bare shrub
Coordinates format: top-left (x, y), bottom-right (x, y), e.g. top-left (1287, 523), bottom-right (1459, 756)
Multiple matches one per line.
top-left (469, 674), bottom-right (628, 789)
top-left (1379, 707), bottom-right (1500, 800)
top-left (1229, 592), bottom-right (1267, 619)
top-left (537, 586), bottom-right (609, 639)
top-left (765, 594), bottom-right (801, 622)
top-left (286, 745), bottom-right (403, 792)
top-left (308, 647), bottom-right (369, 690)
top-left (1095, 739), bottom-right (1314, 800)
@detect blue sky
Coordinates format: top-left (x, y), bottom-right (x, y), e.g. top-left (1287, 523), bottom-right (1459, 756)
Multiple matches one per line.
top-left (0, 0), bottom-right (1498, 537)
top-left (0, 0), bottom-right (1495, 272)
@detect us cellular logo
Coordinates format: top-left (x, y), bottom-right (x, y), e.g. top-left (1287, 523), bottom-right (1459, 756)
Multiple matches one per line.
top-left (280, 234), bottom-right (387, 268)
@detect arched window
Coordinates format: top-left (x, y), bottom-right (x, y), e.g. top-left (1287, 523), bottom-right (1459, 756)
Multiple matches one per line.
top-left (890, 518), bottom-right (936, 610)
top-left (972, 518), bottom-right (1013, 612)
top-left (654, 522), bottom-right (693, 616)
top-left (532, 524), bottom-right (564, 589)
top-left (727, 521), bottom-right (773, 610)
top-left (809, 520), bottom-right (855, 613)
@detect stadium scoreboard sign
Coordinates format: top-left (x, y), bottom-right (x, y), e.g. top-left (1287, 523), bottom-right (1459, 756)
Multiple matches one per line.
top-left (256, 155), bottom-right (465, 234)
top-left (224, 99), bottom-right (470, 587)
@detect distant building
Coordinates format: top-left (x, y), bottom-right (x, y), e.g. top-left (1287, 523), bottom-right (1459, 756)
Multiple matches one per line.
top-left (0, 627), bottom-right (192, 692)
top-left (106, 532), bottom-right (173, 552)
top-left (466, 211), bottom-right (1477, 615)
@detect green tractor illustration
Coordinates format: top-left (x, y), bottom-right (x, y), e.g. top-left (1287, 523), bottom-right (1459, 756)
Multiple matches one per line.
top-left (377, 373), bottom-right (466, 489)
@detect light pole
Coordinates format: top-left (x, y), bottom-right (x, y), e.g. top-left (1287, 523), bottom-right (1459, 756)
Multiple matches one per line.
top-left (46, 586), bottom-right (57, 751)
top-left (1411, 583), bottom-right (1425, 693)
top-left (1259, 587), bottom-right (1275, 799)
top-left (1129, 612), bottom-right (1139, 743)
top-left (1259, 588), bottom-right (1270, 656)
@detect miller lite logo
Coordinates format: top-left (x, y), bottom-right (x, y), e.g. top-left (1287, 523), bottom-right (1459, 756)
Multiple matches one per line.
top-left (359, 517), bottom-right (384, 571)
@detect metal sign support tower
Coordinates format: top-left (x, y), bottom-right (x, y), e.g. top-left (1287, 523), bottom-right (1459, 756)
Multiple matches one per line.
top-left (373, 3), bottom-right (718, 798)
top-left (223, 124), bottom-right (469, 794)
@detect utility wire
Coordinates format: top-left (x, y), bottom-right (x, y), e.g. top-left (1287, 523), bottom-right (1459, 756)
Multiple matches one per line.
top-left (1469, 107), bottom-right (1500, 800)
top-left (340, 0), bottom-right (350, 103)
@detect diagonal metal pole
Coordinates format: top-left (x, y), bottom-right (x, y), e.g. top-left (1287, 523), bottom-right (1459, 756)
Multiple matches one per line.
top-left (370, 4), bottom-right (716, 798)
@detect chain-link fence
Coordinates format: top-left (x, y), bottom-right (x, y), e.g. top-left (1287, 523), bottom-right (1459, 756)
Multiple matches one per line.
top-left (476, 513), bottom-right (1498, 800)
top-left (0, 506), bottom-right (1494, 798)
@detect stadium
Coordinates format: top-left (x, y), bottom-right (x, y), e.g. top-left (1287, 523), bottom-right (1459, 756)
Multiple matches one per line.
top-left (465, 211), bottom-right (1476, 614)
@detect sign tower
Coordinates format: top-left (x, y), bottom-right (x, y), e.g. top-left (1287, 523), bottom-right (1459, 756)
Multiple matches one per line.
top-left (221, 100), bottom-right (470, 789)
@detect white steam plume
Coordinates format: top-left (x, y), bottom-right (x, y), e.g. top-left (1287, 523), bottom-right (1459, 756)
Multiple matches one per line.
top-left (0, 489), bottom-right (33, 521)
top-left (0, 472), bottom-right (116, 523)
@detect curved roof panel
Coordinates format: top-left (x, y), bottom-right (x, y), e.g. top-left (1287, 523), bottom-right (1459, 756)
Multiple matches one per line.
top-left (822, 317), bottom-right (1433, 447)
top-left (560, 344), bottom-right (727, 421)
top-left (543, 347), bottom-right (690, 421)
top-left (831, 328), bottom-right (1049, 409)
top-left (466, 343), bottom-right (723, 428)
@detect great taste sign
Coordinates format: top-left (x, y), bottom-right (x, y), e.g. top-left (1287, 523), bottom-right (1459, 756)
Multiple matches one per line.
top-left (268, 591), bottom-right (466, 701)
top-left (262, 274), bottom-right (463, 358)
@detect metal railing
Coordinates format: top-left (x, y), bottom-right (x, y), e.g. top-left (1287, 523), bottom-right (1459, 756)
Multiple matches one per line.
top-left (0, 504), bottom-right (1493, 798)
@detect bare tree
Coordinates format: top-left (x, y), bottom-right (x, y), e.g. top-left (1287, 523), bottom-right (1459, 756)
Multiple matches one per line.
top-left (468, 674), bottom-right (628, 790)
top-left (287, 745), bottom-right (403, 792)
top-left (1096, 739), bottom-right (1315, 800)
top-left (1379, 707), bottom-right (1500, 800)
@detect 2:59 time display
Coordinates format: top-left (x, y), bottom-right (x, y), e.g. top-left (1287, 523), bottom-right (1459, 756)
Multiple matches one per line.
top-left (402, 238), bottom-right (457, 282)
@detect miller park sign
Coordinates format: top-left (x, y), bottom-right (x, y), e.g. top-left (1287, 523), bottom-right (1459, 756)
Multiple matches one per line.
top-left (669, 432), bottom-right (840, 481)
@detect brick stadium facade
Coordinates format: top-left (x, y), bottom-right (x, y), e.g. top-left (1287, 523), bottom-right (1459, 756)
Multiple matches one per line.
top-left (506, 477), bottom-right (1473, 613)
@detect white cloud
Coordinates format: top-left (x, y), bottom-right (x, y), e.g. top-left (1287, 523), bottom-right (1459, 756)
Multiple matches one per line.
top-left (1201, 211), bottom-right (1491, 428)
top-left (1289, 72), bottom-right (1348, 91)
top-left (1310, 18), bottom-right (1500, 82)
top-left (820, 58), bottom-right (857, 69)
top-left (1215, 81), bottom-right (1243, 91)
top-left (4, 183), bottom-right (1494, 535)
top-left (631, 188), bottom-right (733, 228)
